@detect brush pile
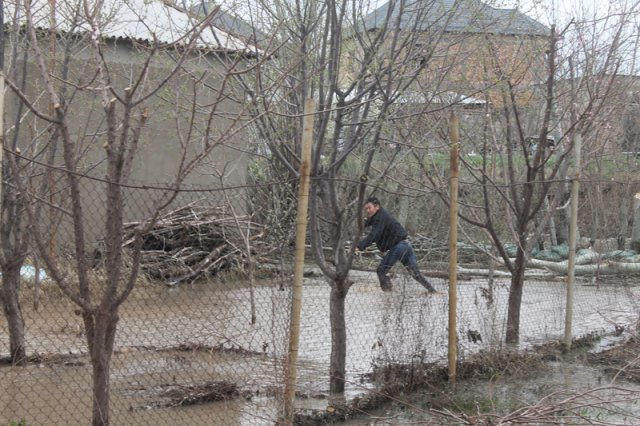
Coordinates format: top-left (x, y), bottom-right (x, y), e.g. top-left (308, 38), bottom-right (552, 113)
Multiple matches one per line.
top-left (122, 201), bottom-right (265, 286)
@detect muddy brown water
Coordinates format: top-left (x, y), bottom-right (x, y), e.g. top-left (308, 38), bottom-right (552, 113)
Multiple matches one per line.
top-left (1, 270), bottom-right (638, 425)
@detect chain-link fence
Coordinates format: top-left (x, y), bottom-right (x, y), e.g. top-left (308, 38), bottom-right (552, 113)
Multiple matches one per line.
top-left (2, 0), bottom-right (640, 423)
top-left (1, 170), bottom-right (639, 425)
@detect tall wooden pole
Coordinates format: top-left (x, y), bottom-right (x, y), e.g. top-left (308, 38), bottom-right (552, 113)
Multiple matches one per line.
top-left (282, 98), bottom-right (315, 425)
top-left (0, 0), bottom-right (5, 208)
top-left (47, 0), bottom-right (58, 258)
top-left (448, 112), bottom-right (459, 383)
top-left (564, 133), bottom-right (581, 349)
top-left (630, 193), bottom-right (640, 252)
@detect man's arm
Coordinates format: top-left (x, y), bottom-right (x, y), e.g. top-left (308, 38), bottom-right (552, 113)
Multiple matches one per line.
top-left (357, 214), bottom-right (383, 251)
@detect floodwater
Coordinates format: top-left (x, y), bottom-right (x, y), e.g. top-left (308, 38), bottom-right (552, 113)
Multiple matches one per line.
top-left (344, 358), bottom-right (640, 425)
top-left (1, 269), bottom-right (639, 425)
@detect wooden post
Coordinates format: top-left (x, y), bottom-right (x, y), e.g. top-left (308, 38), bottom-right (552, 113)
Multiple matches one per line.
top-left (0, 71), bottom-right (4, 208)
top-left (47, 0), bottom-right (58, 259)
top-left (448, 112), bottom-right (459, 383)
top-left (564, 133), bottom-right (581, 350)
top-left (282, 98), bottom-right (315, 425)
top-left (0, 0), bottom-right (4, 212)
top-left (630, 193), bottom-right (640, 252)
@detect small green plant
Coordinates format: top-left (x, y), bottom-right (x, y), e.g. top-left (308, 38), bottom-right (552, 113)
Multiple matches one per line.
top-left (8, 420), bottom-right (26, 426)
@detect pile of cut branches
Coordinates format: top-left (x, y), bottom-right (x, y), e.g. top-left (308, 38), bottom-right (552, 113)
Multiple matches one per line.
top-left (159, 381), bottom-right (239, 407)
top-left (122, 201), bottom-right (266, 286)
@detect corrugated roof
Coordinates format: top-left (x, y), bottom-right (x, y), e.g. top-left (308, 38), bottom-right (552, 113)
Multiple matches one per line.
top-left (363, 0), bottom-right (548, 36)
top-left (10, 0), bottom-right (257, 53)
top-left (190, 1), bottom-right (268, 46)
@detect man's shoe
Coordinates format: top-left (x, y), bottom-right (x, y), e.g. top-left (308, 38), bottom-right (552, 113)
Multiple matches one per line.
top-left (379, 274), bottom-right (393, 292)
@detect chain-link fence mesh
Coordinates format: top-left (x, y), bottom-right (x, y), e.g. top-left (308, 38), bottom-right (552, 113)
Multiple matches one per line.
top-left (1, 169), bottom-right (640, 425)
top-left (1, 0), bottom-right (639, 423)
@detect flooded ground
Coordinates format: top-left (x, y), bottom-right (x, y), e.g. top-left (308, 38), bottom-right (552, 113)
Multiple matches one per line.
top-left (1, 269), bottom-right (639, 425)
top-left (344, 356), bottom-right (640, 425)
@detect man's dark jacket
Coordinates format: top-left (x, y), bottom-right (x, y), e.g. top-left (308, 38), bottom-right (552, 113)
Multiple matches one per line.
top-left (357, 207), bottom-right (407, 252)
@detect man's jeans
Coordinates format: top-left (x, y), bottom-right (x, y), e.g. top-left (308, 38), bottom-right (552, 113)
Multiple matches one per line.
top-left (376, 240), bottom-right (435, 291)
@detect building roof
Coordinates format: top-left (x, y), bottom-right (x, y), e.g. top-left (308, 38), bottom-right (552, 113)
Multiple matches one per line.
top-left (11, 0), bottom-right (257, 54)
top-left (189, 1), bottom-right (268, 46)
top-left (362, 0), bottom-right (548, 36)
top-left (106, 0), bottom-right (254, 51)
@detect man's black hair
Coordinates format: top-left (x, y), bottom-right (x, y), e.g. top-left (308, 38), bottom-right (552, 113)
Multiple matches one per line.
top-left (366, 196), bottom-right (381, 206)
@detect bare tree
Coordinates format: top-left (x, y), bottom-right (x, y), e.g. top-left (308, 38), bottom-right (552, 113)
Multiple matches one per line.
top-left (414, 1), bottom-right (640, 343)
top-left (497, 4), bottom-right (640, 343)
top-left (233, 0), bottom-right (490, 393)
top-left (0, 2), bottom-right (70, 365)
top-left (5, 0), bottom-right (258, 424)
top-left (0, 4), bottom-right (29, 365)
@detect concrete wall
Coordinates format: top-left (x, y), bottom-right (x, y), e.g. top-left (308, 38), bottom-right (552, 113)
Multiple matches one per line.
top-left (5, 34), bottom-right (251, 249)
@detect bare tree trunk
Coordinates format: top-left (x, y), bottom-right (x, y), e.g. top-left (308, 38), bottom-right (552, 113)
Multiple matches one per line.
top-left (329, 282), bottom-right (348, 393)
top-left (1, 265), bottom-right (26, 365)
top-left (555, 191), bottom-right (570, 245)
top-left (617, 188), bottom-right (630, 250)
top-left (86, 310), bottom-right (118, 426)
top-left (397, 186), bottom-right (409, 227)
top-left (0, 174), bottom-right (28, 366)
top-left (0, 21), bottom-right (30, 367)
top-left (590, 182), bottom-right (602, 246)
top-left (545, 197), bottom-right (558, 246)
top-left (506, 246), bottom-right (526, 343)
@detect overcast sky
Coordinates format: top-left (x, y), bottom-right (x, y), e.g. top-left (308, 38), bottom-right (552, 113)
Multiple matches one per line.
top-left (500, 0), bottom-right (640, 75)
top-left (498, 0), bottom-right (637, 26)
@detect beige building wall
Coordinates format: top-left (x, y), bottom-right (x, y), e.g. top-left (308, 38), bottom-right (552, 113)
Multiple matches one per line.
top-left (5, 36), bottom-right (251, 249)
